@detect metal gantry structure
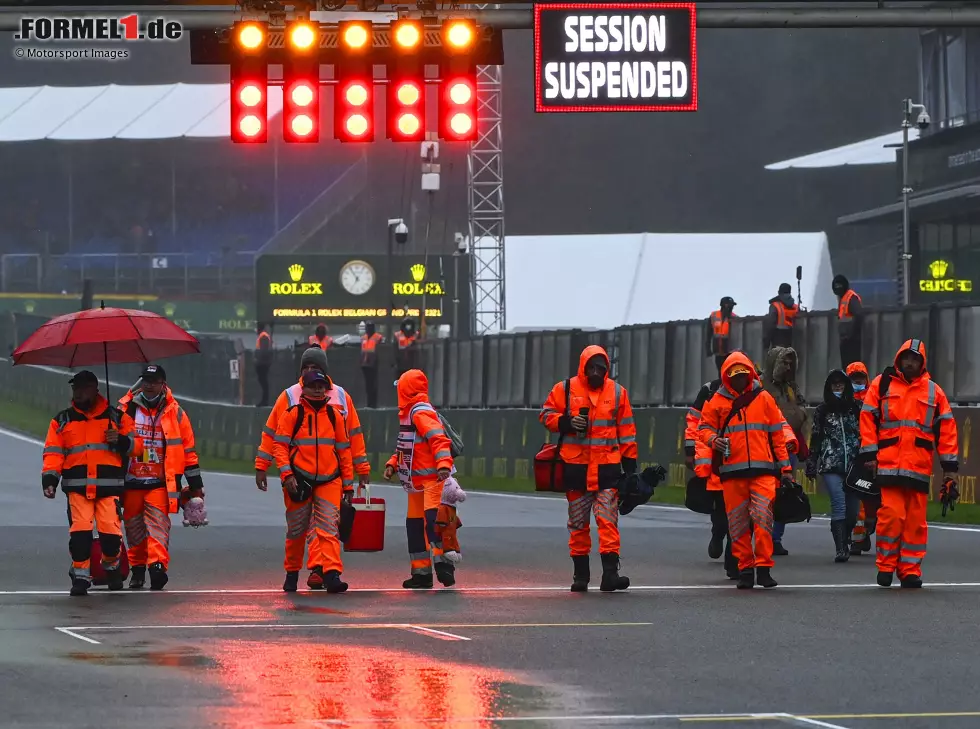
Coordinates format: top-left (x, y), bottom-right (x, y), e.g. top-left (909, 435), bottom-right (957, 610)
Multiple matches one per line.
top-left (468, 3), bottom-right (505, 334)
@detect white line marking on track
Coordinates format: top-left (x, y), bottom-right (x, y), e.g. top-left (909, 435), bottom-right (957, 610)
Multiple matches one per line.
top-left (54, 627), bottom-right (101, 644)
top-left (780, 715), bottom-right (852, 729)
top-left (11, 581), bottom-right (980, 597)
top-left (401, 625), bottom-right (471, 641)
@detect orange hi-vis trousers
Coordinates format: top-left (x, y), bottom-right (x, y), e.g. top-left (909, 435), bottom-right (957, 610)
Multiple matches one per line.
top-left (876, 487), bottom-right (928, 578)
top-left (311, 481), bottom-right (344, 574)
top-left (723, 475), bottom-right (777, 570)
top-left (407, 479), bottom-right (445, 576)
top-left (566, 489), bottom-right (620, 557)
top-left (67, 492), bottom-right (123, 582)
top-left (123, 488), bottom-right (171, 569)
top-left (283, 489), bottom-right (318, 573)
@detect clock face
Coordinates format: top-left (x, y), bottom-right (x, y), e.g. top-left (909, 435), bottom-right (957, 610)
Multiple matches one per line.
top-left (340, 260), bottom-right (375, 296)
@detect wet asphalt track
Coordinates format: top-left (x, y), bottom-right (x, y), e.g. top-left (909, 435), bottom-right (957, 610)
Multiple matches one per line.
top-left (3, 426), bottom-right (980, 729)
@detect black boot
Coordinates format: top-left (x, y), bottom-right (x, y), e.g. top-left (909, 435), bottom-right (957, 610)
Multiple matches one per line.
top-left (724, 538), bottom-right (739, 580)
top-left (877, 570), bottom-right (893, 587)
top-left (402, 573), bottom-right (433, 589)
top-left (736, 568), bottom-right (754, 589)
top-left (307, 566), bottom-right (325, 590)
top-left (900, 574), bottom-right (923, 589)
top-left (435, 562), bottom-right (456, 587)
top-left (148, 562), bottom-right (168, 591)
top-left (708, 534), bottom-right (724, 560)
top-left (831, 519), bottom-right (849, 563)
top-left (756, 567), bottom-right (778, 588)
top-left (324, 570), bottom-right (349, 594)
top-left (862, 520), bottom-right (876, 553)
top-left (129, 565), bottom-right (146, 589)
top-left (283, 571), bottom-right (299, 592)
top-left (105, 567), bottom-right (124, 591)
top-left (599, 553), bottom-right (630, 592)
top-left (571, 555), bottom-right (590, 592)
top-left (70, 577), bottom-right (90, 597)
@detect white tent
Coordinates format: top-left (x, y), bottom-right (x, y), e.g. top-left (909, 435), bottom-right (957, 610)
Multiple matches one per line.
top-left (0, 83), bottom-right (281, 140)
top-left (503, 232), bottom-right (835, 331)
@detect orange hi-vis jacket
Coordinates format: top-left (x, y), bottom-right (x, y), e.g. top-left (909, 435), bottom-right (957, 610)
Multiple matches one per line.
top-left (274, 397), bottom-right (355, 490)
top-left (539, 345), bottom-right (638, 492)
top-left (709, 310), bottom-right (735, 356)
top-left (697, 352), bottom-right (792, 482)
top-left (120, 388), bottom-right (203, 514)
top-left (686, 379), bottom-right (722, 458)
top-left (256, 377), bottom-right (369, 477)
top-left (360, 332), bottom-right (383, 367)
top-left (396, 331), bottom-right (417, 350)
top-left (859, 339), bottom-right (958, 493)
top-left (386, 370), bottom-right (454, 491)
top-left (772, 300), bottom-right (798, 331)
top-left (309, 334), bottom-right (333, 350)
top-left (42, 395), bottom-right (143, 499)
top-left (846, 362), bottom-right (870, 404)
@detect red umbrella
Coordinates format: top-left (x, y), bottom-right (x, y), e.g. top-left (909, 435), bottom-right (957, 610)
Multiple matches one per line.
top-left (11, 303), bottom-right (200, 398)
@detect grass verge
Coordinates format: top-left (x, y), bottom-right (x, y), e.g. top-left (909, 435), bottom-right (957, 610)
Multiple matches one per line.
top-left (4, 398), bottom-right (979, 524)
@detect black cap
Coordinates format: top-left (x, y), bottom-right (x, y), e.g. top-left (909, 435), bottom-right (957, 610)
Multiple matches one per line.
top-left (140, 364), bottom-right (166, 381)
top-left (68, 370), bottom-right (99, 387)
top-left (778, 283), bottom-right (792, 294)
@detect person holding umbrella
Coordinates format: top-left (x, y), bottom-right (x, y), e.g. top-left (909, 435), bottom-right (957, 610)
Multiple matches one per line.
top-left (42, 371), bottom-right (142, 596)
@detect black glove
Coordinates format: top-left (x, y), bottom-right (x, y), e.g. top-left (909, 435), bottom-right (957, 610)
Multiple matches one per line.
top-left (342, 490), bottom-right (354, 506)
top-left (780, 474), bottom-right (795, 489)
top-left (622, 457), bottom-right (637, 476)
top-left (109, 434), bottom-right (131, 454)
top-left (557, 415), bottom-right (576, 435)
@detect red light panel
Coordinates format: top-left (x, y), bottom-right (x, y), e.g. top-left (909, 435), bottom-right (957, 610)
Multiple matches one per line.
top-left (437, 72), bottom-right (477, 142)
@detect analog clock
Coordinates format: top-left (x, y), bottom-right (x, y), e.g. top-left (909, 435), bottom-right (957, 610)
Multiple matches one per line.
top-left (339, 260), bottom-right (376, 296)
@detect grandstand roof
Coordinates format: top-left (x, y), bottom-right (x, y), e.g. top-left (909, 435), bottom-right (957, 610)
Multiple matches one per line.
top-left (764, 128), bottom-right (919, 170)
top-left (0, 84), bottom-right (284, 141)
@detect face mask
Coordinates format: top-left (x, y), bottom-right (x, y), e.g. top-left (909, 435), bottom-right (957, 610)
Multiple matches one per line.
top-left (587, 374), bottom-right (605, 389)
top-left (832, 391), bottom-right (843, 399)
top-left (852, 383), bottom-right (866, 392)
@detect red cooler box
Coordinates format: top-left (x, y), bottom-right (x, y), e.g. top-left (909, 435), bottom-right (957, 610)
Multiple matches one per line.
top-left (344, 486), bottom-right (386, 553)
top-left (90, 535), bottom-right (130, 585)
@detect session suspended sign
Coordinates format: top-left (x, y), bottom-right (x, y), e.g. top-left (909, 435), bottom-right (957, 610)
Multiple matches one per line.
top-left (534, 2), bottom-right (697, 113)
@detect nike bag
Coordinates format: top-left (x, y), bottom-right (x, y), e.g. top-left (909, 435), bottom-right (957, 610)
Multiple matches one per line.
top-left (344, 485), bottom-right (386, 553)
top-left (845, 461), bottom-right (880, 498)
top-left (773, 480), bottom-right (812, 524)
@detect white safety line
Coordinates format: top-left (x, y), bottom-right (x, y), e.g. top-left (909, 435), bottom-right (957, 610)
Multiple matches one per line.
top-left (401, 625), bottom-right (471, 641)
top-left (781, 715), bottom-right (852, 729)
top-left (54, 627), bottom-right (101, 645)
top-left (12, 581), bottom-right (980, 597)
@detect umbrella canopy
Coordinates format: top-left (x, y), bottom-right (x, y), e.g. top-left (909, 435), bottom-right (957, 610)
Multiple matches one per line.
top-left (11, 306), bottom-right (200, 367)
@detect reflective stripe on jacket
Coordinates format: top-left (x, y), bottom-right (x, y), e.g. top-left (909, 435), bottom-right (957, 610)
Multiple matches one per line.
top-left (859, 339), bottom-right (958, 493)
top-left (42, 395), bottom-right (142, 499)
top-left (273, 397), bottom-right (354, 489)
top-left (386, 370), bottom-right (454, 489)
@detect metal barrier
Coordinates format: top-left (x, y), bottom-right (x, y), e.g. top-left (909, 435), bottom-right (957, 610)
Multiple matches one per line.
top-left (6, 302), bottom-right (980, 408)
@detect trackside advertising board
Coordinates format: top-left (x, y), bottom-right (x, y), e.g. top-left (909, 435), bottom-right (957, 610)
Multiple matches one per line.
top-left (534, 2), bottom-right (697, 112)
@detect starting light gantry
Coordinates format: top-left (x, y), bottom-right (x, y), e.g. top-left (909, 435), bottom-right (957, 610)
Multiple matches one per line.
top-left (227, 16), bottom-right (487, 144)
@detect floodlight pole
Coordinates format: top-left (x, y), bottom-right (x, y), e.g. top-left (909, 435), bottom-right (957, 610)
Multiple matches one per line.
top-left (900, 98), bottom-right (928, 307)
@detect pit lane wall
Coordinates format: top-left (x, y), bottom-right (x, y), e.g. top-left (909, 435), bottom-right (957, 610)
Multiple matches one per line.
top-left (2, 360), bottom-right (976, 505)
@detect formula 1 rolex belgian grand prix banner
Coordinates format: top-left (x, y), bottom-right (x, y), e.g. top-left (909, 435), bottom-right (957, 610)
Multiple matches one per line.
top-left (255, 254), bottom-right (469, 332)
top-left (534, 2), bottom-right (697, 112)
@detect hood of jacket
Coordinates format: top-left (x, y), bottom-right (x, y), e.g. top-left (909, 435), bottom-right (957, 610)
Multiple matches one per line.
top-left (769, 293), bottom-right (796, 308)
top-left (892, 338), bottom-right (930, 383)
top-left (822, 369), bottom-right (855, 410)
top-left (577, 344), bottom-right (611, 387)
top-left (832, 274), bottom-right (850, 295)
top-left (764, 346), bottom-right (798, 385)
top-left (397, 368), bottom-right (430, 414)
top-left (720, 351), bottom-right (760, 393)
top-left (845, 361), bottom-right (869, 379)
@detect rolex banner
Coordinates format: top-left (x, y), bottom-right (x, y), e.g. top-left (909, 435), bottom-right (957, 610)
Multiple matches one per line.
top-left (255, 254), bottom-right (469, 332)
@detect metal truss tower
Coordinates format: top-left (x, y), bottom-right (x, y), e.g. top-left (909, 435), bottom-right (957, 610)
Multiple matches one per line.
top-left (467, 9), bottom-right (506, 335)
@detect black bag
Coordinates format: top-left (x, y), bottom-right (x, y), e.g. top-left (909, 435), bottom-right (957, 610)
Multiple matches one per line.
top-left (773, 480), bottom-right (812, 524)
top-left (684, 476), bottom-right (715, 515)
top-left (844, 460), bottom-right (880, 497)
top-left (339, 500), bottom-right (356, 542)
